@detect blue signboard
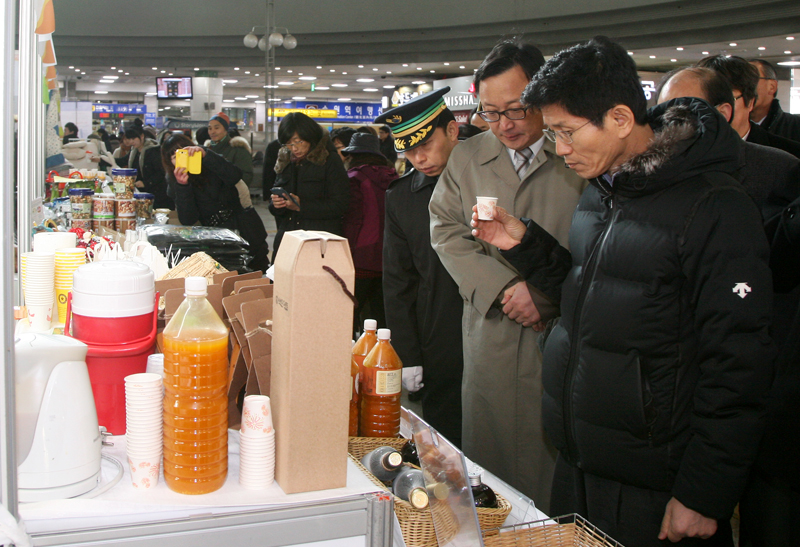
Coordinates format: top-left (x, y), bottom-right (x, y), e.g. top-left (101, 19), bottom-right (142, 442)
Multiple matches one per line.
top-left (92, 103), bottom-right (147, 115)
top-left (144, 113), bottom-right (156, 126)
top-left (294, 101), bottom-right (382, 123)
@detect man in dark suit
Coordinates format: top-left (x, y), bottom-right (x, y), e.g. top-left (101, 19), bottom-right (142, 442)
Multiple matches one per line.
top-left (659, 64), bottom-right (800, 547)
top-left (697, 55), bottom-right (800, 159)
top-left (659, 66), bottom-right (800, 214)
top-left (750, 59), bottom-right (800, 143)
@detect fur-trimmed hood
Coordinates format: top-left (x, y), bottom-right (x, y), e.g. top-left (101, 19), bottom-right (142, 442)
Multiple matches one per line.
top-left (229, 136), bottom-right (251, 154)
top-left (275, 134), bottom-right (331, 174)
top-left (605, 97), bottom-right (741, 198)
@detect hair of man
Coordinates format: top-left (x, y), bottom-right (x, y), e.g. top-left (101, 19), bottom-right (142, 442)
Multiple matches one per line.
top-left (657, 66), bottom-right (735, 113)
top-left (473, 36), bottom-right (546, 88)
top-left (696, 55), bottom-right (759, 106)
top-left (521, 35), bottom-right (647, 127)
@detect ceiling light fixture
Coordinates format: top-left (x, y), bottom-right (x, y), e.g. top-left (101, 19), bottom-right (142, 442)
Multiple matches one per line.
top-left (383, 85), bottom-right (395, 89)
top-left (331, 83), bottom-right (348, 87)
top-left (94, 91), bottom-right (108, 94)
top-left (777, 61), bottom-right (800, 66)
top-left (223, 99), bottom-right (235, 103)
top-left (787, 36), bottom-right (795, 40)
top-left (357, 78), bottom-right (374, 83)
top-left (222, 79), bottom-right (238, 83)
top-left (402, 64), bottom-right (408, 67)
top-left (99, 79), bottom-right (115, 84)
top-left (358, 65), bottom-right (364, 68)
top-left (152, 67), bottom-right (157, 70)
top-left (702, 51), bottom-right (709, 54)
top-left (364, 88), bottom-right (379, 92)
top-left (194, 67), bottom-right (199, 71)
top-left (292, 96), bottom-right (306, 100)
top-left (444, 62), bottom-right (450, 66)
top-left (277, 81), bottom-right (295, 85)
top-left (315, 86), bottom-right (330, 90)
top-left (729, 42), bottom-right (737, 47)
top-left (785, 50), bottom-right (793, 54)
top-left (316, 66), bottom-right (322, 69)
top-left (649, 55), bottom-right (656, 58)
top-left (671, 59), bottom-right (677, 62)
top-left (412, 80), bottom-right (426, 85)
top-left (246, 95), bottom-right (258, 98)
top-left (338, 98), bottom-right (351, 101)
top-left (459, 65), bottom-right (465, 69)
top-left (299, 76), bottom-right (317, 81)
top-left (758, 46), bottom-right (766, 51)
top-left (676, 47), bottom-right (684, 51)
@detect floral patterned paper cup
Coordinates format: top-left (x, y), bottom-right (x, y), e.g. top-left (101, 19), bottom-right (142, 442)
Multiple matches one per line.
top-left (128, 454), bottom-right (161, 489)
top-left (476, 196), bottom-right (498, 220)
top-left (241, 395), bottom-right (274, 437)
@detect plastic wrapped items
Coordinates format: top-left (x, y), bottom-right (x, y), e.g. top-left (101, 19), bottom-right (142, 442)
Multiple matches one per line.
top-left (140, 225), bottom-right (255, 272)
top-left (69, 188), bottom-right (94, 220)
top-left (92, 219), bottom-right (114, 232)
top-left (92, 193), bottom-right (115, 219)
top-left (111, 168), bottom-right (137, 199)
top-left (71, 219), bottom-right (92, 231)
top-left (134, 193), bottom-right (155, 219)
top-left (115, 198), bottom-right (136, 218)
top-left (116, 218), bottom-right (137, 232)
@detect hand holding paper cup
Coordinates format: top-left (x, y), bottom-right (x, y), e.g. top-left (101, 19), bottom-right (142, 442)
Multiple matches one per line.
top-left (470, 204), bottom-right (528, 251)
top-left (476, 196), bottom-right (498, 220)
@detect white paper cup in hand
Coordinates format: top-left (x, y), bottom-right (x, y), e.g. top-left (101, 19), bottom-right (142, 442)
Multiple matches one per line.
top-left (476, 196), bottom-right (498, 220)
top-left (241, 395), bottom-right (273, 436)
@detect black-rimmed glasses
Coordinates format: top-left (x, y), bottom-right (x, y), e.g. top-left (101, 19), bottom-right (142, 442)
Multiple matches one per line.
top-left (476, 107), bottom-right (529, 123)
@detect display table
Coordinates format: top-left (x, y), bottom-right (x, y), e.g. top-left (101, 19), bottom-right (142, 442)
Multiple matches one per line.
top-left (19, 431), bottom-right (386, 547)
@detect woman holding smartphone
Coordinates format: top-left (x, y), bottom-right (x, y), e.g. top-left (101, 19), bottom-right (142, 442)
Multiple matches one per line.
top-left (160, 133), bottom-right (269, 272)
top-left (268, 113), bottom-right (350, 260)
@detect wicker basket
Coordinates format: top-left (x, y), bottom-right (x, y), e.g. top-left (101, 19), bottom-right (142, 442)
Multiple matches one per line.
top-left (482, 513), bottom-right (623, 547)
top-left (348, 437), bottom-right (513, 547)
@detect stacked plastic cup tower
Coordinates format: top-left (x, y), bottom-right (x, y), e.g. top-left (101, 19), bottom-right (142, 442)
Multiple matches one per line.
top-left (239, 395), bottom-right (276, 489)
top-left (54, 248), bottom-right (86, 323)
top-left (125, 373), bottom-right (164, 489)
top-left (21, 251), bottom-right (55, 332)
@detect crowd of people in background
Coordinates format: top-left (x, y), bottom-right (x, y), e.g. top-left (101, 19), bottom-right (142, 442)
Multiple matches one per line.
top-left (57, 35), bottom-right (800, 545)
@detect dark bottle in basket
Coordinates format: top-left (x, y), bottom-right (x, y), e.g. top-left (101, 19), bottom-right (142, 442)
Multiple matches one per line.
top-left (469, 470), bottom-right (498, 508)
top-left (400, 440), bottom-right (420, 466)
top-left (360, 446), bottom-right (403, 482)
top-left (392, 468), bottom-right (429, 509)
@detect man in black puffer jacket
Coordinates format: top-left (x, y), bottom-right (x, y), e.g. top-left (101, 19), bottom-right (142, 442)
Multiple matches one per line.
top-left (475, 37), bottom-right (776, 547)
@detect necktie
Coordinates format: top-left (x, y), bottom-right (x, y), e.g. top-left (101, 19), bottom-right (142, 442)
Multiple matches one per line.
top-left (514, 147), bottom-right (533, 179)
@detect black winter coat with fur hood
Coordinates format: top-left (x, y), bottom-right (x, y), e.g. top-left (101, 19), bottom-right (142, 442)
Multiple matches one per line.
top-left (542, 98), bottom-right (775, 521)
top-left (268, 134), bottom-right (349, 258)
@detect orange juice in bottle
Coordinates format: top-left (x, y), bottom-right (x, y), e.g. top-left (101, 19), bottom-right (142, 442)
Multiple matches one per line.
top-left (351, 319), bottom-right (378, 436)
top-left (349, 354), bottom-right (360, 436)
top-left (360, 328), bottom-right (403, 437)
top-left (162, 276), bottom-right (229, 494)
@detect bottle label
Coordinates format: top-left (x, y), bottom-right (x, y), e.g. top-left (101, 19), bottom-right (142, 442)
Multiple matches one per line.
top-left (363, 368), bottom-right (401, 396)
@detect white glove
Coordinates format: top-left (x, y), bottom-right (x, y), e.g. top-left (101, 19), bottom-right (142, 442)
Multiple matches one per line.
top-left (402, 366), bottom-right (424, 393)
top-left (99, 153), bottom-right (118, 168)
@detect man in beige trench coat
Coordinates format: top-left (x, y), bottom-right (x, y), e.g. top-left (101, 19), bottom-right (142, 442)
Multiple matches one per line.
top-left (429, 39), bottom-right (586, 513)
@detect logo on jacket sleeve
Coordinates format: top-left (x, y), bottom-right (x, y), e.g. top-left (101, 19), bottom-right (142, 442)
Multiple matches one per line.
top-left (732, 282), bottom-right (752, 299)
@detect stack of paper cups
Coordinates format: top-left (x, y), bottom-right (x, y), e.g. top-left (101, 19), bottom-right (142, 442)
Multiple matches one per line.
top-left (54, 248), bottom-right (87, 323)
top-left (125, 373), bottom-right (163, 490)
top-left (21, 252), bottom-right (55, 332)
top-left (239, 395), bottom-right (275, 489)
top-left (33, 231), bottom-right (78, 254)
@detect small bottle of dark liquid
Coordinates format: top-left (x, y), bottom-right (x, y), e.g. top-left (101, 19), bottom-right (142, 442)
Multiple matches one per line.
top-left (360, 446), bottom-right (403, 482)
top-left (469, 470), bottom-right (498, 508)
top-left (400, 440), bottom-right (420, 466)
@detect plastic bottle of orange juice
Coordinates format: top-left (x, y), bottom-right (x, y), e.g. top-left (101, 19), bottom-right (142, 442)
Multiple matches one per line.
top-left (162, 276), bottom-right (229, 494)
top-left (349, 354), bottom-right (360, 436)
top-left (351, 320), bottom-right (378, 436)
top-left (360, 328), bottom-right (403, 437)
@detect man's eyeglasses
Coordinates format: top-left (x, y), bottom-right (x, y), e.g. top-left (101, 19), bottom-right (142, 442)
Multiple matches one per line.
top-left (542, 120), bottom-right (592, 144)
top-left (476, 107), bottom-right (528, 123)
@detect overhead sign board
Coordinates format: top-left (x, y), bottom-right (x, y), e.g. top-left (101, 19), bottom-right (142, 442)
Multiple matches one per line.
top-left (91, 103), bottom-right (147, 115)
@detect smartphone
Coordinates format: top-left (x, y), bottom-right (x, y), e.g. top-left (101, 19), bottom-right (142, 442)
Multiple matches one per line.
top-left (175, 149), bottom-right (202, 174)
top-left (271, 187), bottom-right (299, 208)
top-left (175, 148), bottom-right (189, 169)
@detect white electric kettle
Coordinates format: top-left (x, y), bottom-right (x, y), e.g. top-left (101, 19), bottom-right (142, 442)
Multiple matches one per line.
top-left (15, 333), bottom-right (102, 502)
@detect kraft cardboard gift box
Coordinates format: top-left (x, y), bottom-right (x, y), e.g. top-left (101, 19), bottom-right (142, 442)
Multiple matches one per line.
top-left (271, 231), bottom-right (355, 494)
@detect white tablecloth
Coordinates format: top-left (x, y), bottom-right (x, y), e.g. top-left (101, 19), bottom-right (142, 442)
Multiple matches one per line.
top-left (20, 430), bottom-right (382, 535)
